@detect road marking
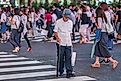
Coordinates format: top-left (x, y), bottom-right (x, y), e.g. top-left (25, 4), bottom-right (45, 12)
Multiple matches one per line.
top-left (0, 55), bottom-right (17, 57)
top-left (37, 76), bottom-right (96, 81)
top-left (0, 57), bottom-right (29, 61)
top-left (0, 71), bottom-right (56, 80)
top-left (0, 52), bottom-right (8, 54)
top-left (32, 39), bottom-right (43, 42)
top-left (0, 60), bottom-right (42, 66)
top-left (0, 65), bottom-right (56, 72)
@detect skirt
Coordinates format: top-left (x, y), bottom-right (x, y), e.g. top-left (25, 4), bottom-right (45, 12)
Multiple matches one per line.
top-left (94, 32), bottom-right (111, 58)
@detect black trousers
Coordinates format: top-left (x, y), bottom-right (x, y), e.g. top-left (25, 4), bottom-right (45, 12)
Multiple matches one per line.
top-left (58, 45), bottom-right (73, 74)
top-left (24, 32), bottom-right (31, 48)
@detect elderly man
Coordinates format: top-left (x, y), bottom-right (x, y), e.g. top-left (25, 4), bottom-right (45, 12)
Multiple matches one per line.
top-left (54, 9), bottom-right (75, 78)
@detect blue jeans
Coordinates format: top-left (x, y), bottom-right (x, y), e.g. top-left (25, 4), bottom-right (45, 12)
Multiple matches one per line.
top-left (58, 46), bottom-right (73, 74)
top-left (9, 29), bottom-right (21, 48)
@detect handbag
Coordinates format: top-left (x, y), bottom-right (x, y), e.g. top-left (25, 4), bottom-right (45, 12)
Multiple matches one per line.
top-left (17, 21), bottom-right (24, 33)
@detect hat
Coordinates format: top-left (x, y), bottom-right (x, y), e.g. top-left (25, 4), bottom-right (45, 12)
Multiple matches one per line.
top-left (63, 9), bottom-right (71, 17)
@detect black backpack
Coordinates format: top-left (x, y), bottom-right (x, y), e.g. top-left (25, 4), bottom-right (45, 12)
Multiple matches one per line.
top-left (16, 16), bottom-right (24, 33)
top-left (17, 20), bottom-right (24, 33)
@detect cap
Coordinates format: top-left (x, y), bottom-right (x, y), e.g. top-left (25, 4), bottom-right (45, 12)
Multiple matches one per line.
top-left (63, 9), bottom-right (71, 17)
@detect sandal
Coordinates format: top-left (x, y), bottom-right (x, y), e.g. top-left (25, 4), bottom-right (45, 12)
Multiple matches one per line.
top-left (112, 61), bottom-right (118, 69)
top-left (91, 63), bottom-right (100, 68)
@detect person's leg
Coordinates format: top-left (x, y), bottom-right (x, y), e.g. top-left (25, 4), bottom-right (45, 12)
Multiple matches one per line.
top-left (9, 30), bottom-right (17, 49)
top-left (12, 31), bottom-right (21, 52)
top-left (91, 57), bottom-right (100, 68)
top-left (58, 46), bottom-right (65, 75)
top-left (108, 57), bottom-right (118, 69)
top-left (24, 32), bottom-right (32, 51)
top-left (65, 46), bottom-right (73, 74)
top-left (15, 32), bottom-right (21, 48)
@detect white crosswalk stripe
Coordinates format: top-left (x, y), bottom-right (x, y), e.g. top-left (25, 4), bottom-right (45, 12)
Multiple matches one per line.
top-left (0, 52), bottom-right (56, 80)
top-left (0, 65), bottom-right (55, 72)
top-left (0, 71), bottom-right (56, 80)
top-left (0, 52), bottom-right (96, 81)
top-left (0, 57), bottom-right (29, 61)
top-left (24, 32), bottom-right (121, 45)
top-left (0, 60), bottom-right (42, 66)
top-left (37, 76), bottom-right (96, 81)
top-left (0, 54), bottom-right (17, 57)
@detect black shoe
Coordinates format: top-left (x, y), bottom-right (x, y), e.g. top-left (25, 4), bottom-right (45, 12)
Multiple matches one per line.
top-left (100, 59), bottom-right (110, 64)
top-left (66, 73), bottom-right (75, 78)
top-left (100, 59), bottom-right (105, 63)
top-left (59, 72), bottom-right (64, 76)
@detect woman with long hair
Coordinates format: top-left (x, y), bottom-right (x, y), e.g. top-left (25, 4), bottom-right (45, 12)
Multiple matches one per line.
top-left (9, 8), bottom-right (21, 53)
top-left (21, 8), bottom-right (32, 52)
top-left (91, 7), bottom-right (118, 69)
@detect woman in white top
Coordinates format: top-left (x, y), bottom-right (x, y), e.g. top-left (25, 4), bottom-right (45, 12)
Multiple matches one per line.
top-left (100, 2), bottom-right (114, 50)
top-left (91, 7), bottom-right (118, 69)
top-left (9, 8), bottom-right (21, 53)
top-left (21, 8), bottom-right (32, 52)
top-left (1, 8), bottom-right (7, 42)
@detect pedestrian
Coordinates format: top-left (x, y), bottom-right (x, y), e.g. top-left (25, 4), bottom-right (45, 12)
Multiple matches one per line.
top-left (0, 8), bottom-right (7, 43)
top-left (45, 9), bottom-right (53, 38)
top-left (9, 8), bottom-right (21, 53)
top-left (21, 8), bottom-right (32, 52)
top-left (54, 8), bottom-right (75, 78)
top-left (91, 7), bottom-right (118, 69)
top-left (79, 5), bottom-right (90, 43)
top-left (115, 6), bottom-right (121, 39)
top-left (100, 2), bottom-right (114, 50)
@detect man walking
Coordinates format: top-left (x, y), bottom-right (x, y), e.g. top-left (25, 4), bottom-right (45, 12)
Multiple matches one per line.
top-left (54, 9), bottom-right (75, 78)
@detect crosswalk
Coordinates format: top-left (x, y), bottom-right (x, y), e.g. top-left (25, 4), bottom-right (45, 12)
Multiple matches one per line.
top-left (0, 52), bottom-right (96, 81)
top-left (25, 32), bottom-right (95, 43)
top-left (28, 32), bottom-right (121, 44)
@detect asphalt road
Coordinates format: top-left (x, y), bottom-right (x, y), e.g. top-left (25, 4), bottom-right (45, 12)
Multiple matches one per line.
top-left (0, 41), bottom-right (121, 81)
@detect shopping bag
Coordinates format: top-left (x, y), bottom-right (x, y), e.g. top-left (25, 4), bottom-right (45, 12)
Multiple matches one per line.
top-left (41, 29), bottom-right (48, 36)
top-left (71, 52), bottom-right (77, 67)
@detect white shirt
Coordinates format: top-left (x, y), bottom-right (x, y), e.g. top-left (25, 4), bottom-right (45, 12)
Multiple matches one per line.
top-left (1, 12), bottom-right (7, 22)
top-left (54, 18), bottom-right (73, 46)
top-left (97, 18), bottom-right (106, 32)
top-left (39, 8), bottom-right (45, 16)
top-left (104, 11), bottom-right (112, 23)
top-left (52, 13), bottom-right (57, 23)
top-left (21, 15), bottom-right (27, 34)
top-left (11, 15), bottom-right (20, 29)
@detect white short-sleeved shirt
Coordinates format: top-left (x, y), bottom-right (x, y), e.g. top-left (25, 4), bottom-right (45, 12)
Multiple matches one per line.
top-left (52, 13), bottom-right (57, 23)
top-left (21, 15), bottom-right (27, 34)
top-left (1, 12), bottom-right (7, 22)
top-left (11, 15), bottom-right (20, 29)
top-left (54, 18), bottom-right (73, 46)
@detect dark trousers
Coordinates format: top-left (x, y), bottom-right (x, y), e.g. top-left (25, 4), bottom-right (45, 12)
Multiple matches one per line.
top-left (9, 29), bottom-right (21, 48)
top-left (24, 32), bottom-right (31, 48)
top-left (59, 46), bottom-right (73, 74)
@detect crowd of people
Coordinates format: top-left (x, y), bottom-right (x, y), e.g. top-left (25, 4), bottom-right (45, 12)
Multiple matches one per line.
top-left (0, 2), bottom-right (121, 78)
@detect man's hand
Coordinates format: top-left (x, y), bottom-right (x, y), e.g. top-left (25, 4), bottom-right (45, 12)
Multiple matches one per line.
top-left (57, 38), bottom-right (61, 44)
top-left (54, 32), bottom-right (61, 44)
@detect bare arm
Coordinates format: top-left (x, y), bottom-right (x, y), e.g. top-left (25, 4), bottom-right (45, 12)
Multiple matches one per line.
top-left (54, 32), bottom-right (61, 44)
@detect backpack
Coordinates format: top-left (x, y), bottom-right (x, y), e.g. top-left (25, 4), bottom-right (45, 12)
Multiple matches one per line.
top-left (17, 20), bottom-right (24, 33)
